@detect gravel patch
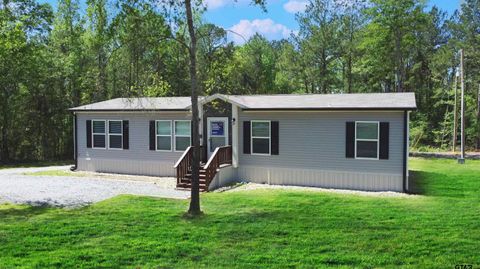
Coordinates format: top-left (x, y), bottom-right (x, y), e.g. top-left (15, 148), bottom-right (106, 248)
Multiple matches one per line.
top-left (70, 172), bottom-right (177, 189)
top-left (225, 182), bottom-right (419, 198)
top-left (0, 166), bottom-right (189, 207)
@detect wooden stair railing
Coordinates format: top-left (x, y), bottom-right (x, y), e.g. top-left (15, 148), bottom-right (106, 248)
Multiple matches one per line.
top-left (175, 145), bottom-right (232, 191)
top-left (203, 145), bottom-right (232, 188)
top-left (174, 146), bottom-right (194, 187)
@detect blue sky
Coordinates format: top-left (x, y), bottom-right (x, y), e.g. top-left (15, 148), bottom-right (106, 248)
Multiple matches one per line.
top-left (40, 0), bottom-right (461, 44)
top-left (204, 0), bottom-right (460, 44)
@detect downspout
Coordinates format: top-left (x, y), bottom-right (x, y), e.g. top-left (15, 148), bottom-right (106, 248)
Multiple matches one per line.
top-left (71, 112), bottom-right (78, 171)
top-left (232, 104), bottom-right (239, 168)
top-left (402, 110), bottom-right (408, 193)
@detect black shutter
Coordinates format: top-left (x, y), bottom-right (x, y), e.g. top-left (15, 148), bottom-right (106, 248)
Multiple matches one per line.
top-left (346, 122), bottom-right (355, 158)
top-left (379, 122), bottom-right (389, 160)
top-left (243, 121), bottom-right (251, 154)
top-left (271, 121), bottom-right (279, 155)
top-left (149, 120), bottom-right (155, 150)
top-left (86, 120), bottom-right (92, 148)
top-left (123, 120), bottom-right (129, 150)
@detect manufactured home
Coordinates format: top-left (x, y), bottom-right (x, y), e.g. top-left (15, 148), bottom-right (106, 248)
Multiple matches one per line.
top-left (69, 92), bottom-right (416, 192)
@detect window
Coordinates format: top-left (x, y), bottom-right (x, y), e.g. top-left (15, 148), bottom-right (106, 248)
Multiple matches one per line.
top-left (108, 120), bottom-right (123, 149)
top-left (174, 120), bottom-right (191, 151)
top-left (355, 121), bottom-right (379, 159)
top-left (92, 120), bottom-right (106, 148)
top-left (156, 120), bottom-right (172, 151)
top-left (251, 120), bottom-right (270, 155)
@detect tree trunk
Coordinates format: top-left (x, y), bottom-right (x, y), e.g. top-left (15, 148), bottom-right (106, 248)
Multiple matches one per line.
top-left (477, 83), bottom-right (480, 150)
top-left (347, 17), bottom-right (354, 94)
top-left (394, 30), bottom-right (404, 92)
top-left (321, 49), bottom-right (327, 93)
top-left (347, 53), bottom-right (352, 93)
top-left (98, 49), bottom-right (107, 100)
top-left (1, 95), bottom-right (10, 162)
top-left (184, 0), bottom-right (201, 216)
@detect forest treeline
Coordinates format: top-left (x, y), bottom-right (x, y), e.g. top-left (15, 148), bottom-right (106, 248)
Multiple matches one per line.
top-left (1, 0), bottom-right (479, 162)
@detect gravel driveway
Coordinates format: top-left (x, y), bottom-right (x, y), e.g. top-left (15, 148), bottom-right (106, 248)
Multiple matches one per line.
top-left (0, 166), bottom-right (189, 207)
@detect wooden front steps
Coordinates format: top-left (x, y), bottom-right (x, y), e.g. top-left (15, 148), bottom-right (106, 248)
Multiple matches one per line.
top-left (176, 167), bottom-right (209, 192)
top-left (175, 146), bottom-right (232, 192)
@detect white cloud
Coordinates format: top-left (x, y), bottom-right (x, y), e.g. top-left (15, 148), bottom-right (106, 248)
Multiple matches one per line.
top-left (203, 0), bottom-right (229, 9)
top-left (283, 0), bottom-right (308, 13)
top-left (229, 19), bottom-right (294, 44)
top-left (203, 0), bottom-right (250, 10)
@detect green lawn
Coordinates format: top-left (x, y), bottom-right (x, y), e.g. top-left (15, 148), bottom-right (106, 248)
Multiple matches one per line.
top-left (1, 158), bottom-right (479, 268)
top-left (23, 170), bottom-right (88, 177)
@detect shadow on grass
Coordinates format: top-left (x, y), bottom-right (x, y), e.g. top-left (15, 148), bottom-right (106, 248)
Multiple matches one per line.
top-left (409, 170), bottom-right (465, 198)
top-left (408, 170), bottom-right (429, 195)
top-left (180, 208), bottom-right (279, 228)
top-left (0, 205), bottom-right (51, 220)
top-left (0, 160), bottom-right (73, 170)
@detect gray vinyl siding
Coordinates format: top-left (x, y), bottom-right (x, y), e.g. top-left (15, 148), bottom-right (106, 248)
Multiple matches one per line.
top-left (77, 112), bottom-right (191, 176)
top-left (238, 111), bottom-right (405, 191)
top-left (75, 109), bottom-right (407, 192)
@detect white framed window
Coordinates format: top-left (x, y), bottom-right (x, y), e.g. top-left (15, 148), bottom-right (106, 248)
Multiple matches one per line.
top-left (174, 120), bottom-right (191, 151)
top-left (156, 120), bottom-right (172, 151)
top-left (108, 120), bottom-right (123, 150)
top-left (92, 120), bottom-right (106, 149)
top-left (355, 121), bottom-right (379, 160)
top-left (251, 120), bottom-right (271, 155)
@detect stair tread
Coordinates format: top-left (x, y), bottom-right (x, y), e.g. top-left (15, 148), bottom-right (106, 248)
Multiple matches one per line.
top-left (180, 180), bottom-right (207, 184)
top-left (176, 187), bottom-right (207, 192)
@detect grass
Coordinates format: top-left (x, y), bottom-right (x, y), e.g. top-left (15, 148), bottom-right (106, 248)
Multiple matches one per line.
top-left (0, 158), bottom-right (479, 268)
top-left (0, 160), bottom-right (72, 170)
top-left (23, 170), bottom-right (88, 177)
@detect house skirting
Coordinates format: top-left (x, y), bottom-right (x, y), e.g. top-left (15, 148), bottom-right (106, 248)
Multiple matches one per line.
top-left (210, 165), bottom-right (403, 192)
top-left (78, 158), bottom-right (176, 177)
top-left (208, 165), bottom-right (238, 191)
top-left (78, 158), bottom-right (404, 192)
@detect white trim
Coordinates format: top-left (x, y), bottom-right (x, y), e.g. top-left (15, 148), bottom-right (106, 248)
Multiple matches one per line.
top-left (155, 120), bottom-right (173, 152)
top-left (75, 111), bottom-right (190, 114)
top-left (251, 120), bottom-right (271, 156)
top-left (92, 119), bottom-right (106, 149)
top-left (174, 120), bottom-right (191, 152)
top-left (192, 94), bottom-right (248, 109)
top-left (107, 120), bottom-right (123, 150)
top-left (354, 121), bottom-right (379, 160)
top-left (207, 117), bottom-right (229, 158)
top-left (75, 110), bottom-right (407, 114)
top-left (242, 110), bottom-right (407, 113)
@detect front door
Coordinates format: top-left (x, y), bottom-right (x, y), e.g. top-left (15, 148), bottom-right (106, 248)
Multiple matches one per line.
top-left (207, 117), bottom-right (229, 158)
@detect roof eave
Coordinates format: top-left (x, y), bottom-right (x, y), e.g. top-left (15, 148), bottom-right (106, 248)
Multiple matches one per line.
top-left (69, 108), bottom-right (190, 112)
top-left (241, 107), bottom-right (417, 111)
